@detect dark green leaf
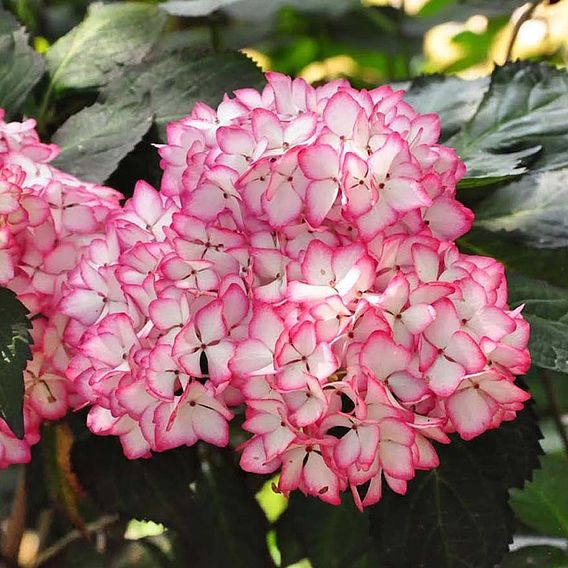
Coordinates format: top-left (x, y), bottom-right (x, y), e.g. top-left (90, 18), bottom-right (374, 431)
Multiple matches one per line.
top-left (449, 63), bottom-right (568, 185)
top-left (370, 404), bottom-right (540, 568)
top-left (0, 288), bottom-right (33, 439)
top-left (511, 454), bottom-right (568, 538)
top-left (72, 438), bottom-right (270, 567)
top-left (71, 435), bottom-right (199, 533)
top-left (323, 7), bottom-right (420, 57)
top-left (45, 3), bottom-right (168, 92)
top-left (507, 273), bottom-right (568, 373)
top-left (501, 546), bottom-right (568, 568)
top-left (463, 399), bottom-right (542, 491)
top-left (276, 494), bottom-right (372, 568)
top-left (0, 12), bottom-right (45, 116)
top-left (458, 148), bottom-right (541, 188)
top-left (107, 125), bottom-right (163, 199)
top-left (0, 466), bottom-right (22, 518)
top-left (540, 416), bottom-right (568, 456)
top-left (404, 75), bottom-right (489, 141)
top-left (508, 274), bottom-right (568, 321)
top-left (276, 514), bottom-right (306, 567)
top-left (51, 98), bottom-right (154, 183)
top-left (40, 538), bottom-right (170, 568)
top-left (50, 48), bottom-right (262, 186)
top-left (184, 453), bottom-right (271, 568)
top-left (103, 48), bottom-right (264, 139)
top-left (475, 169), bottom-right (568, 249)
top-left (370, 441), bottom-right (512, 568)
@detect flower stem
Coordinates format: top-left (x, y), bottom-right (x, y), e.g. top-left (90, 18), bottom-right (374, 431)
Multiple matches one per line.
top-left (504, 1), bottom-right (542, 62)
top-left (1, 466), bottom-right (27, 563)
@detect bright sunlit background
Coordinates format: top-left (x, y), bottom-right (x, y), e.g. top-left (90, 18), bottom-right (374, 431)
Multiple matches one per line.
top-left (237, 0), bottom-right (568, 84)
top-left (7, 0), bottom-right (567, 89)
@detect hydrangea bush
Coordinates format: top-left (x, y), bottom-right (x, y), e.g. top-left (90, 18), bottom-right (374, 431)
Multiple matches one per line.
top-left (0, 73), bottom-right (531, 508)
top-left (6, 3), bottom-right (568, 565)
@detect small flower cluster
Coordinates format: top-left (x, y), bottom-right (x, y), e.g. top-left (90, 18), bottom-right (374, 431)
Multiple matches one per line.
top-left (57, 74), bottom-right (530, 508)
top-left (0, 109), bottom-right (122, 465)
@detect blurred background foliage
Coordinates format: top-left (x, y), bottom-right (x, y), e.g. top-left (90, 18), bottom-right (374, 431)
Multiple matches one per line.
top-left (5, 0), bottom-right (568, 87)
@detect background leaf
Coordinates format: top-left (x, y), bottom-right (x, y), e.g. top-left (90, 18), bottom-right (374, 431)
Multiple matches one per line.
top-left (102, 48), bottom-right (264, 139)
top-left (276, 495), bottom-right (372, 568)
top-left (49, 48), bottom-right (263, 183)
top-left (475, 169), bottom-right (568, 249)
top-left (0, 288), bottom-right (33, 439)
top-left (461, 398), bottom-right (543, 490)
top-left (369, 404), bottom-right (540, 568)
top-left (507, 273), bottom-right (568, 373)
top-left (0, 6), bottom-right (20, 34)
top-left (416, 0), bottom-right (534, 22)
top-left (71, 435), bottom-right (199, 532)
top-left (459, 227), bottom-right (568, 289)
top-left (45, 3), bottom-right (168, 92)
top-left (72, 438), bottom-right (270, 567)
top-left (449, 63), bottom-right (568, 185)
top-left (0, 7), bottom-right (45, 117)
top-left (403, 74), bottom-right (489, 141)
top-left (511, 454), bottom-right (568, 538)
top-left (182, 452), bottom-right (271, 568)
top-left (51, 98), bottom-right (154, 183)
top-left (370, 441), bottom-right (512, 568)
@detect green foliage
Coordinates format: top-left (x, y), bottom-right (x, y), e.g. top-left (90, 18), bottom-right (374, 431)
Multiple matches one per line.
top-left (51, 99), bottom-right (154, 183)
top-left (459, 227), bottom-right (568, 288)
top-left (162, 0), bottom-right (241, 17)
top-left (102, 48), bottom-right (265, 138)
top-left (525, 367), bottom-right (568, 421)
top-left (449, 63), bottom-right (568, 185)
top-left (507, 274), bottom-right (568, 373)
top-left (273, 405), bottom-right (540, 568)
top-left (277, 495), bottom-right (373, 568)
top-left (71, 435), bottom-right (199, 532)
top-left (45, 3), bottom-right (167, 93)
top-left (182, 452), bottom-right (271, 568)
top-left (475, 169), bottom-right (568, 249)
top-left (0, 288), bottom-right (33, 439)
top-left (72, 437), bottom-right (270, 567)
top-left (254, 3), bottom-right (418, 87)
top-left (370, 403), bottom-right (540, 568)
top-left (418, 0), bottom-right (532, 20)
top-left (442, 16), bottom-right (507, 74)
top-left (0, 6), bottom-right (45, 117)
top-left (403, 75), bottom-right (489, 140)
top-left (49, 47), bottom-right (262, 183)
top-left (372, 448), bottom-right (512, 568)
top-left (511, 454), bottom-right (568, 538)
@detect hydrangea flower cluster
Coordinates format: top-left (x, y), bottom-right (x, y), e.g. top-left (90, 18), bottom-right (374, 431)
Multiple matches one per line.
top-left (0, 73), bottom-right (530, 509)
top-left (0, 109), bottom-right (122, 466)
